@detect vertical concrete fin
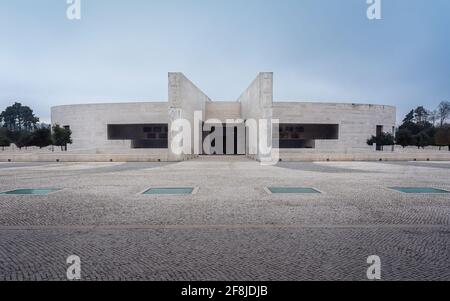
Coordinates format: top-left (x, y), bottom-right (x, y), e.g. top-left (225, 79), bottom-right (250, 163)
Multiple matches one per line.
top-left (237, 72), bottom-right (274, 160)
top-left (237, 72), bottom-right (273, 119)
top-left (168, 72), bottom-right (211, 161)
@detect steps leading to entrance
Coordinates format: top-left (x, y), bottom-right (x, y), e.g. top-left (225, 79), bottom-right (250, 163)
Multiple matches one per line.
top-left (196, 155), bottom-right (253, 162)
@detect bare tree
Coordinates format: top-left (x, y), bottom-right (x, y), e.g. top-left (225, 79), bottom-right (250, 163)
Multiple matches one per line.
top-left (429, 110), bottom-right (439, 126)
top-left (438, 101), bottom-right (450, 127)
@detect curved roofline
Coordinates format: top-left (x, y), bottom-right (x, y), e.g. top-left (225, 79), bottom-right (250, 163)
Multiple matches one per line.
top-left (51, 101), bottom-right (168, 109)
top-left (51, 100), bottom-right (396, 110)
top-left (274, 100), bottom-right (396, 109)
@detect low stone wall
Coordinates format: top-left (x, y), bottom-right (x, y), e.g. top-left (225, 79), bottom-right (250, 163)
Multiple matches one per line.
top-left (0, 149), bottom-right (170, 162)
top-left (0, 145), bottom-right (64, 153)
top-left (1, 147), bottom-right (450, 163)
top-left (380, 146), bottom-right (450, 153)
top-left (278, 149), bottom-right (450, 162)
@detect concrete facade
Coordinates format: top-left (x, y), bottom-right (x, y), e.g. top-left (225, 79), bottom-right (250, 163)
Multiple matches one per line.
top-left (238, 73), bottom-right (274, 160)
top-left (168, 73), bottom-right (210, 161)
top-left (273, 102), bottom-right (396, 153)
top-left (51, 102), bottom-right (169, 151)
top-left (51, 72), bottom-right (397, 162)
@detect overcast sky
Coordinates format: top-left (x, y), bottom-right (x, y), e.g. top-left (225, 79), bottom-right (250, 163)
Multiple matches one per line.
top-left (0, 0), bottom-right (449, 123)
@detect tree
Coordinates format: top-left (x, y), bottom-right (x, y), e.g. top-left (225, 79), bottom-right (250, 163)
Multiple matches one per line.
top-left (398, 107), bottom-right (435, 149)
top-left (428, 110), bottom-right (439, 126)
top-left (0, 129), bottom-right (11, 151)
top-left (435, 127), bottom-right (450, 151)
top-left (395, 129), bottom-right (413, 148)
top-left (413, 131), bottom-right (431, 149)
top-left (400, 107), bottom-right (433, 136)
top-left (14, 131), bottom-right (32, 149)
top-left (30, 128), bottom-right (52, 149)
top-left (0, 102), bottom-right (39, 131)
top-left (437, 101), bottom-right (450, 127)
top-left (403, 110), bottom-right (415, 124)
top-left (52, 125), bottom-right (72, 151)
top-left (380, 132), bottom-right (395, 147)
top-left (414, 106), bottom-right (429, 124)
top-left (367, 132), bottom-right (395, 151)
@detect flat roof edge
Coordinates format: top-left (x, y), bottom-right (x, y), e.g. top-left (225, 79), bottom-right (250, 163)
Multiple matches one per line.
top-left (51, 101), bottom-right (168, 109)
top-left (274, 101), bottom-right (396, 109)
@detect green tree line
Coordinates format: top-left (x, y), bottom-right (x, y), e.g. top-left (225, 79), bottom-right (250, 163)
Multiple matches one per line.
top-left (0, 102), bottom-right (72, 151)
top-left (367, 101), bottom-right (450, 151)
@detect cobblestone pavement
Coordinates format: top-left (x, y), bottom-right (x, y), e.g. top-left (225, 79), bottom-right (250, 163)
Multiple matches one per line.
top-left (0, 159), bottom-right (449, 281)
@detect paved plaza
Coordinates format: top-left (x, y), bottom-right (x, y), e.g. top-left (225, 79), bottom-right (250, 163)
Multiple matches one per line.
top-left (0, 158), bottom-right (449, 281)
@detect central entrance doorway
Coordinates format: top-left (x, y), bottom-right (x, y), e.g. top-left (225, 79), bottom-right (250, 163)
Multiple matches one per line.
top-left (202, 123), bottom-right (246, 155)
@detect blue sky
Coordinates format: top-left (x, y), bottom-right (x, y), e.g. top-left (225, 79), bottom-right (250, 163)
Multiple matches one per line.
top-left (0, 0), bottom-right (449, 123)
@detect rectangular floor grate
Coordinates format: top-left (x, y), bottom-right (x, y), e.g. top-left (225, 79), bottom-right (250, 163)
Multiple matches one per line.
top-left (389, 187), bottom-right (450, 194)
top-left (143, 187), bottom-right (195, 195)
top-left (268, 187), bottom-right (321, 194)
top-left (0, 189), bottom-right (61, 195)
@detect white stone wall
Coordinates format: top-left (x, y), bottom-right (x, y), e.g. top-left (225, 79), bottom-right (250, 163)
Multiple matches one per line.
top-left (50, 72), bottom-right (397, 160)
top-left (239, 73), bottom-right (273, 120)
top-left (205, 101), bottom-right (241, 121)
top-left (238, 73), bottom-right (274, 159)
top-left (51, 102), bottom-right (169, 151)
top-left (273, 102), bottom-right (396, 152)
top-left (168, 73), bottom-right (211, 161)
top-left (51, 100), bottom-right (396, 156)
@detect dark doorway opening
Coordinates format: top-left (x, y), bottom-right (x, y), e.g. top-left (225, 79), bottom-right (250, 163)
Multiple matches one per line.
top-left (376, 125), bottom-right (383, 151)
top-left (202, 123), bottom-right (245, 155)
